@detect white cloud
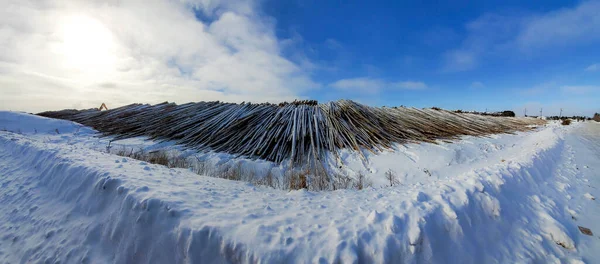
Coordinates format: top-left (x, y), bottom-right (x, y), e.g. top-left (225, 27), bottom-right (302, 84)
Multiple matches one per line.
top-left (442, 50), bottom-right (478, 72)
top-left (519, 81), bottom-right (556, 96)
top-left (470, 81), bottom-right (485, 89)
top-left (395, 81), bottom-right (427, 90)
top-left (516, 1), bottom-right (600, 50)
top-left (443, 1), bottom-right (600, 72)
top-left (518, 82), bottom-right (599, 98)
top-left (0, 0), bottom-right (318, 113)
top-left (585, 63), bottom-right (599, 72)
top-left (329, 78), bottom-right (384, 94)
top-left (329, 77), bottom-right (426, 94)
top-left (442, 13), bottom-right (521, 72)
top-left (561, 85), bottom-right (599, 95)
top-left (324, 38), bottom-right (344, 51)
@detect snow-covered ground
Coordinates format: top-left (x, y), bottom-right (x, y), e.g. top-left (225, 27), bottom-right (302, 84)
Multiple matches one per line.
top-left (1, 111), bottom-right (599, 263)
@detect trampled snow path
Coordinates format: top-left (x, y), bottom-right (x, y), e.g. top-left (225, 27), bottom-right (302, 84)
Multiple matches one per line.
top-left (0, 112), bottom-right (599, 263)
top-left (561, 123), bottom-right (600, 263)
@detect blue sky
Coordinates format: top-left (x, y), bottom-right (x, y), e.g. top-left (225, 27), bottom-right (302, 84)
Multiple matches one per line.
top-left (262, 0), bottom-right (600, 115)
top-left (1, 0), bottom-right (599, 116)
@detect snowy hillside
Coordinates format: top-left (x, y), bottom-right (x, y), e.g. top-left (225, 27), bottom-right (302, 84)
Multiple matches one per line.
top-left (1, 111), bottom-right (599, 263)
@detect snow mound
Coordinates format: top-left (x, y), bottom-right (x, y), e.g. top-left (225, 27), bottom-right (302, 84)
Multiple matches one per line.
top-left (0, 111), bottom-right (93, 135)
top-left (0, 112), bottom-right (595, 263)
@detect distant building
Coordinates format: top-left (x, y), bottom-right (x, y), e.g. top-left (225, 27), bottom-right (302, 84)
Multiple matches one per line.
top-left (594, 113), bottom-right (600, 122)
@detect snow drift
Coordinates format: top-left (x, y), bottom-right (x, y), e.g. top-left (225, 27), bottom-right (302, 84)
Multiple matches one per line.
top-left (1, 111), bottom-right (596, 263)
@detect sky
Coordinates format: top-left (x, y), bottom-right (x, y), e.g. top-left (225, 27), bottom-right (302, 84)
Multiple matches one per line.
top-left (0, 0), bottom-right (599, 116)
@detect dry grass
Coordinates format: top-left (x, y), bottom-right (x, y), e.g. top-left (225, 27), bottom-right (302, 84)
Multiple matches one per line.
top-left (256, 169), bottom-right (277, 189)
top-left (108, 146), bottom-right (380, 191)
top-left (562, 119), bottom-right (572, 126)
top-left (287, 169), bottom-right (308, 190)
top-left (147, 151), bottom-right (170, 166)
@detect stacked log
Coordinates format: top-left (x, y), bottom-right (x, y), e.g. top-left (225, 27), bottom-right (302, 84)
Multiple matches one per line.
top-left (39, 100), bottom-right (545, 166)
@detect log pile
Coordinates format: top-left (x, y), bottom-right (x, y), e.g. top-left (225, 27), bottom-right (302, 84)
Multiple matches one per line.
top-left (39, 100), bottom-right (545, 167)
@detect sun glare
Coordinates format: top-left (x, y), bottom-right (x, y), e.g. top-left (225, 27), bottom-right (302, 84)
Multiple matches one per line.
top-left (59, 15), bottom-right (116, 73)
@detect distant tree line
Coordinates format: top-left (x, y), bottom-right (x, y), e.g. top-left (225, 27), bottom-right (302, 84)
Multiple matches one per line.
top-left (453, 110), bottom-right (516, 117)
top-left (546, 115), bottom-right (591, 121)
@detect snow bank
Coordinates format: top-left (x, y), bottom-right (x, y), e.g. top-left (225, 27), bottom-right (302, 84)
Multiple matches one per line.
top-left (0, 111), bottom-right (93, 135)
top-left (330, 122), bottom-right (560, 187)
top-left (0, 112), bottom-right (593, 263)
top-left (0, 133), bottom-right (239, 263)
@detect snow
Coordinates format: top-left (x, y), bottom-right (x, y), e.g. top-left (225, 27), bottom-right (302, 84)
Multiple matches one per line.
top-left (1, 111), bottom-right (599, 263)
top-left (0, 111), bottom-right (94, 135)
top-left (329, 123), bottom-right (560, 187)
top-left (560, 123), bottom-right (600, 263)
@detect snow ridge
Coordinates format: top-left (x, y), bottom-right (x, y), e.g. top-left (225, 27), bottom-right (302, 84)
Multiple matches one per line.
top-left (0, 136), bottom-right (238, 263)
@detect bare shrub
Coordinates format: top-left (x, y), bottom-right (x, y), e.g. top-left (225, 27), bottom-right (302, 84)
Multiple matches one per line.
top-left (561, 119), bottom-right (571, 126)
top-left (354, 171), bottom-right (372, 190)
top-left (332, 172), bottom-right (353, 190)
top-left (385, 169), bottom-right (399, 187)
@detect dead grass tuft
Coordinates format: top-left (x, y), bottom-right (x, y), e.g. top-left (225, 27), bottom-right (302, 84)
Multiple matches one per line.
top-left (288, 169), bottom-right (309, 190)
